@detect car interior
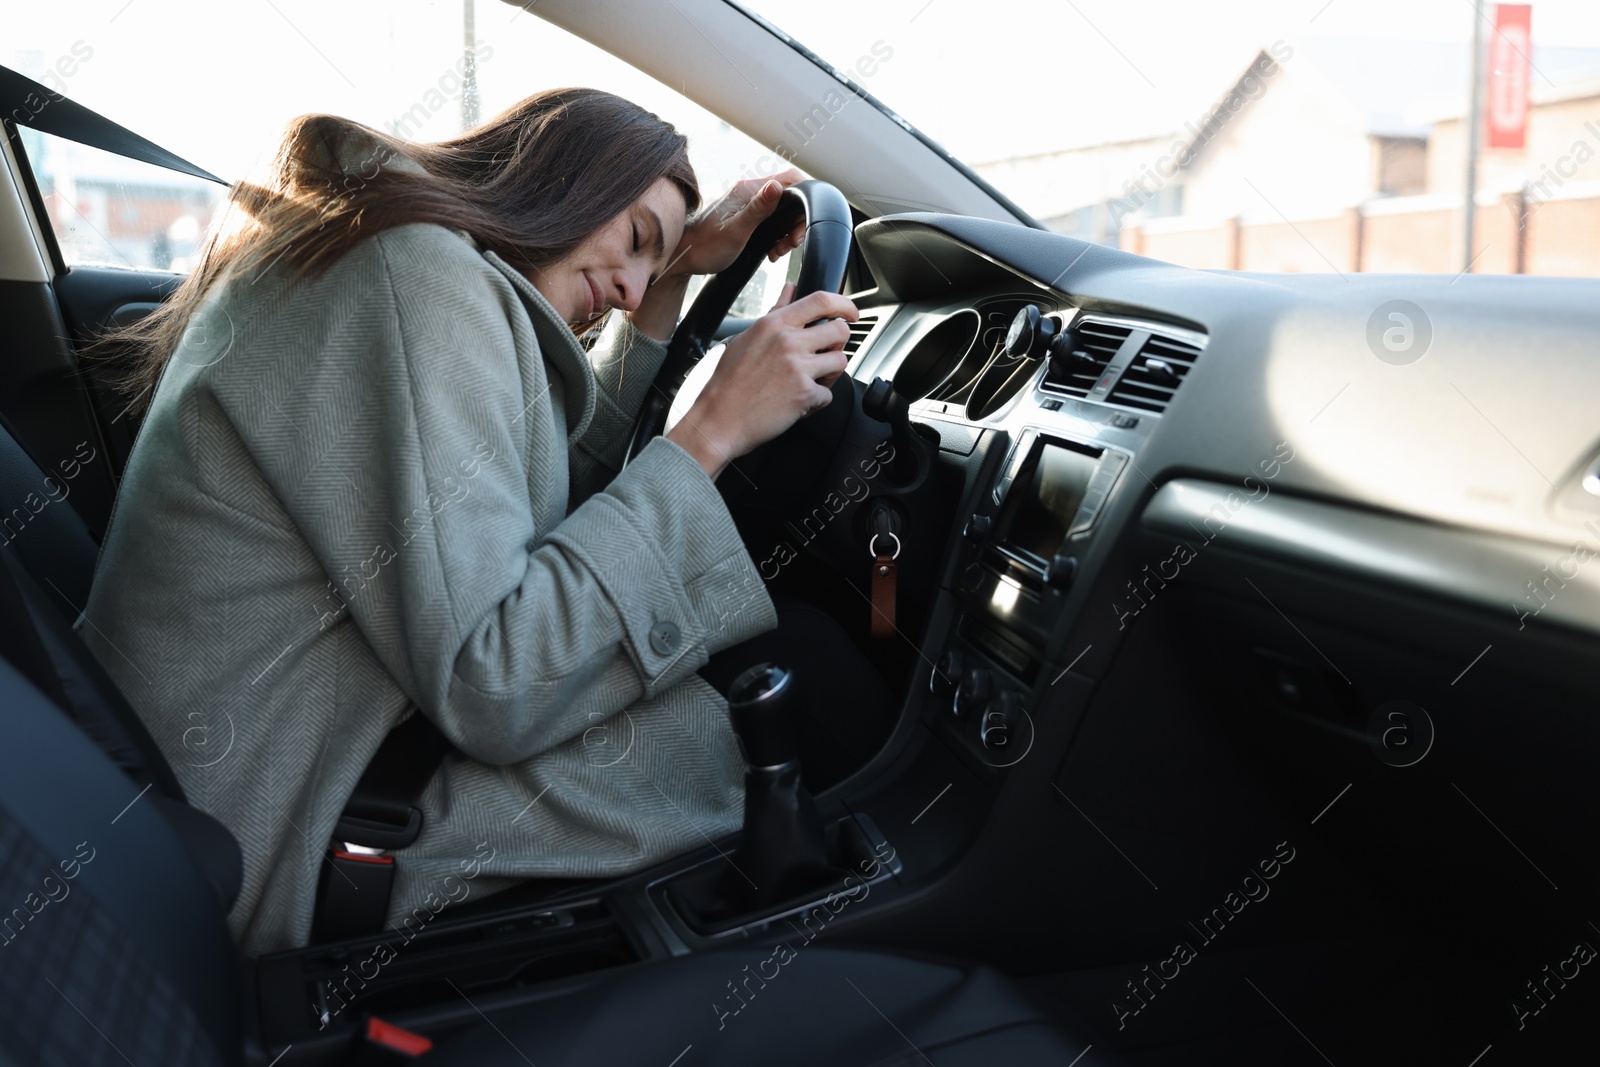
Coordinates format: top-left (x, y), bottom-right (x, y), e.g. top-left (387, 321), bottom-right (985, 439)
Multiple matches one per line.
top-left (3, 0), bottom-right (1599, 1064)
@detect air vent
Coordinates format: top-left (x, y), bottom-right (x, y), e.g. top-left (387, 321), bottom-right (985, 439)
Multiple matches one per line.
top-left (843, 313), bottom-right (880, 358)
top-left (1107, 332), bottom-right (1202, 413)
top-left (1040, 320), bottom-right (1133, 398)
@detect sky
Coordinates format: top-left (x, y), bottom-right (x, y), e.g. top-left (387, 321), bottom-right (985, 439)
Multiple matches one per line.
top-left (11, 0), bottom-right (1600, 217)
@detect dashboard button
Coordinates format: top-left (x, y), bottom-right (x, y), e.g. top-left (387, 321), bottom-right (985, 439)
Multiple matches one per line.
top-left (955, 667), bottom-right (993, 720)
top-left (1067, 489), bottom-right (1108, 535)
top-left (963, 514), bottom-right (993, 543)
top-left (1040, 399), bottom-right (1062, 411)
top-left (931, 649), bottom-right (966, 697)
top-left (1046, 553), bottom-right (1078, 590)
top-left (958, 563), bottom-right (985, 593)
top-left (1111, 413), bottom-right (1140, 429)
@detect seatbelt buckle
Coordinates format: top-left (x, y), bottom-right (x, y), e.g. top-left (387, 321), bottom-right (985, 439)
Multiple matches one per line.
top-left (312, 846), bottom-right (396, 943)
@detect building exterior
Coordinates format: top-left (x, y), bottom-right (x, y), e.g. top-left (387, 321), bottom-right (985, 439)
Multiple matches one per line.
top-left (976, 39), bottom-right (1600, 275)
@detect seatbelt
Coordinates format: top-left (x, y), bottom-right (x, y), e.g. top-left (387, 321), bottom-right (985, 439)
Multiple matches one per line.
top-left (0, 64), bottom-right (226, 184)
top-left (334, 710), bottom-right (451, 848)
top-left (314, 709), bottom-right (453, 942)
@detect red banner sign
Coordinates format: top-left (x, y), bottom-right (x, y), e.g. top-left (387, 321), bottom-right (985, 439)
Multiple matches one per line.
top-left (1487, 4), bottom-right (1532, 149)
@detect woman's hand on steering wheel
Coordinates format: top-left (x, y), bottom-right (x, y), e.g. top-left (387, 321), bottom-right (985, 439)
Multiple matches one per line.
top-left (664, 286), bottom-right (858, 481)
top-left (663, 169), bottom-right (809, 279)
top-left (629, 170), bottom-right (808, 341)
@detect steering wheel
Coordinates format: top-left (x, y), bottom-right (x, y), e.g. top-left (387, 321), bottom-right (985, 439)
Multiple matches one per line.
top-left (623, 180), bottom-right (855, 507)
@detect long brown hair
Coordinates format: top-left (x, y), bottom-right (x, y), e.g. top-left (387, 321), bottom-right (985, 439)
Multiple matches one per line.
top-left (106, 87), bottom-right (700, 413)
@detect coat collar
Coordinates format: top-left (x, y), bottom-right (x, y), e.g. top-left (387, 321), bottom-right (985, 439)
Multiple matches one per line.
top-left (478, 247), bottom-right (597, 446)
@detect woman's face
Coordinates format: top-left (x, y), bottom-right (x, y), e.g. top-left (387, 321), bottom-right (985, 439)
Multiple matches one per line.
top-left (532, 177), bottom-right (689, 324)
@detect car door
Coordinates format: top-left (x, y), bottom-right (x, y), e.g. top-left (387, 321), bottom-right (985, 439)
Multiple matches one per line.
top-left (1, 66), bottom-right (226, 540)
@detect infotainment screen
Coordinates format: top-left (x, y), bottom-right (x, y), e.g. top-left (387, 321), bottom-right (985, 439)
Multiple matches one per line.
top-left (993, 438), bottom-right (1101, 564)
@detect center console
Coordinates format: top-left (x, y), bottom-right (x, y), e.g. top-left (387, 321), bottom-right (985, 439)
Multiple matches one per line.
top-left (923, 424), bottom-right (1133, 770)
top-left (905, 301), bottom-right (1194, 774)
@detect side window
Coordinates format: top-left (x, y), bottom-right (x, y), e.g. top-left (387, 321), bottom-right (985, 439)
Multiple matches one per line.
top-left (686, 241), bottom-right (802, 321)
top-left (726, 246), bottom-right (803, 319)
top-left (14, 3), bottom-right (810, 295)
top-left (21, 130), bottom-right (225, 272)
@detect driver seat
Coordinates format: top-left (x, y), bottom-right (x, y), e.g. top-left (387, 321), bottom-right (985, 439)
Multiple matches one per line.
top-left (0, 409), bottom-right (453, 941)
top-left (0, 652), bottom-right (1114, 1065)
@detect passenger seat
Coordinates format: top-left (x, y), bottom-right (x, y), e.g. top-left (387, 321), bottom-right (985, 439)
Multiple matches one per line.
top-left (0, 414), bottom-right (243, 910)
top-left (0, 409), bottom-right (99, 617)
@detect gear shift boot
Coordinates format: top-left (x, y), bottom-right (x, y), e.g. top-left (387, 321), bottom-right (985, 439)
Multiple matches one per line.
top-left (666, 663), bottom-right (861, 931)
top-left (730, 758), bottom-right (835, 906)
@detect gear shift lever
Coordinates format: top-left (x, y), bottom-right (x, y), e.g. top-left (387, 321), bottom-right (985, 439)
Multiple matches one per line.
top-left (722, 663), bottom-right (835, 908)
top-left (727, 664), bottom-right (801, 767)
top-left (663, 661), bottom-right (890, 933)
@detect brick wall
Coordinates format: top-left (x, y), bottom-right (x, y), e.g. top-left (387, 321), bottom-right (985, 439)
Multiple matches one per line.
top-left (1121, 192), bottom-right (1599, 276)
top-left (1123, 221), bottom-right (1232, 269)
top-left (1238, 211), bottom-right (1359, 273)
top-left (1525, 193), bottom-right (1600, 276)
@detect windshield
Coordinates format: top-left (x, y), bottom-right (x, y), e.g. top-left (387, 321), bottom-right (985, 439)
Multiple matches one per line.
top-left (741, 0), bottom-right (1600, 275)
top-left (13, 1), bottom-right (1600, 277)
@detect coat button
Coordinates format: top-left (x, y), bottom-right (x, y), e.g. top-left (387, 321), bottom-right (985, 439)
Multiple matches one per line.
top-left (649, 620), bottom-right (681, 655)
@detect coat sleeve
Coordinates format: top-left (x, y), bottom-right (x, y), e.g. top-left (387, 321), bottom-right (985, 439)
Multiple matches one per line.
top-left (217, 225), bottom-right (776, 766)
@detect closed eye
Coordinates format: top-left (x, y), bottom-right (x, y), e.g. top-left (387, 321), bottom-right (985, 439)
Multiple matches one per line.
top-left (631, 221), bottom-right (641, 254)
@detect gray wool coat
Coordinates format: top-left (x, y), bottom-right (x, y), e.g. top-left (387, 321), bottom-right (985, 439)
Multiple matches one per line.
top-left (77, 219), bottom-right (777, 956)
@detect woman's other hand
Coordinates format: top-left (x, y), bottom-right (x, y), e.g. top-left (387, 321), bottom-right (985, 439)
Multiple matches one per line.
top-left (666, 169), bottom-right (809, 279)
top-left (629, 170), bottom-right (807, 341)
top-left (665, 283), bottom-right (857, 481)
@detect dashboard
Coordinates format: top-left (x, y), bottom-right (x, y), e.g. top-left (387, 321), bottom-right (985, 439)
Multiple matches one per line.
top-left (836, 212), bottom-right (1600, 778)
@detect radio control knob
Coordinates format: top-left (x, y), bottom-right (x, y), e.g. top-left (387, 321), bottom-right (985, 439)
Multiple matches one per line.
top-left (963, 514), bottom-right (993, 543)
top-left (955, 667), bottom-right (993, 720)
top-left (1046, 552), bottom-right (1078, 590)
top-left (931, 649), bottom-right (966, 697)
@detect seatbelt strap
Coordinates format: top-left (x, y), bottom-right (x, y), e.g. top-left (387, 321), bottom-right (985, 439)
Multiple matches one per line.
top-left (0, 64), bottom-right (225, 184)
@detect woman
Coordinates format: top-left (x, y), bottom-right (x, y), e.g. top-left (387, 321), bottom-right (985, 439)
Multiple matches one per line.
top-left (78, 88), bottom-right (860, 955)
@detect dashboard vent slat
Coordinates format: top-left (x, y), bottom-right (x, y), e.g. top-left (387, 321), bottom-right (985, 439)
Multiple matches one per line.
top-left (843, 313), bottom-right (880, 358)
top-left (1040, 319), bottom-right (1132, 399)
top-left (1107, 332), bottom-right (1202, 413)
